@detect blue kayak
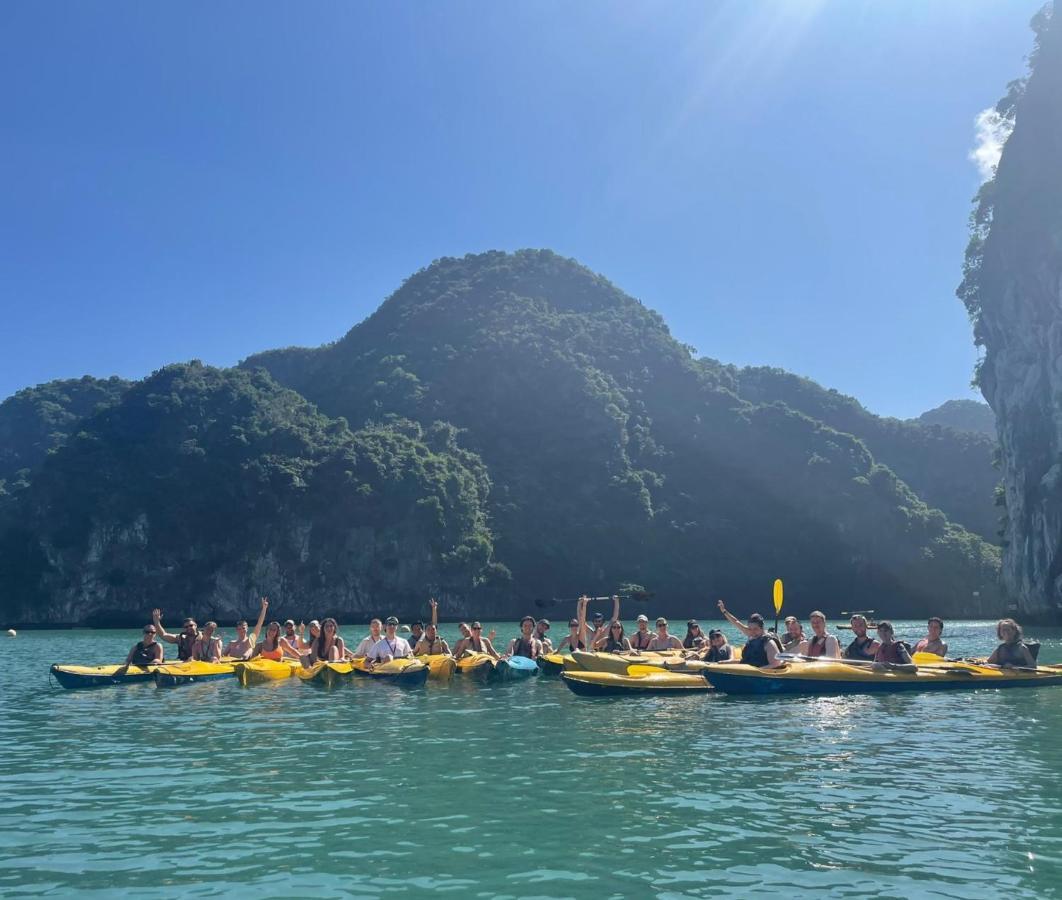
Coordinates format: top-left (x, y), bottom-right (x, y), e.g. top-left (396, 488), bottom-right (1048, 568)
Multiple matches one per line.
top-left (493, 655), bottom-right (539, 680)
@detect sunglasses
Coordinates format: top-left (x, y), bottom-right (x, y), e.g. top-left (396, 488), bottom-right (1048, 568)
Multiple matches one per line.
top-left (143, 629), bottom-right (156, 635)
top-left (610, 625), bottom-right (622, 630)
top-left (471, 626), bottom-right (482, 631)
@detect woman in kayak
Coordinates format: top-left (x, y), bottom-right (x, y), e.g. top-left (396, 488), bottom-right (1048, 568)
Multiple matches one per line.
top-left (250, 621), bottom-right (285, 661)
top-left (703, 629), bottom-right (733, 662)
top-left (194, 621), bottom-right (223, 663)
top-left (507, 616), bottom-right (541, 659)
top-left (307, 617), bottom-right (346, 664)
top-left (800, 611), bottom-right (840, 658)
top-left (222, 598), bottom-right (270, 659)
top-left (716, 602), bottom-right (785, 668)
top-left (872, 621), bottom-right (916, 672)
top-left (593, 621), bottom-right (632, 653)
top-left (912, 617), bottom-right (948, 657)
top-left (843, 615), bottom-right (879, 661)
top-left (987, 619), bottom-right (1037, 668)
top-left (780, 616), bottom-right (805, 653)
top-left (629, 614), bottom-right (653, 651)
top-left (554, 618), bottom-right (586, 653)
top-left (450, 623), bottom-right (474, 658)
top-left (414, 622), bottom-right (451, 656)
top-left (648, 617), bottom-right (683, 651)
top-left (466, 622), bottom-right (500, 659)
top-left (123, 624), bottom-right (164, 667)
top-left (683, 620), bottom-right (706, 649)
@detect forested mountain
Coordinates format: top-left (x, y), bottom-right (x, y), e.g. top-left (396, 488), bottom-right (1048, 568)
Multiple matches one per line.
top-left (958, 2), bottom-right (1062, 621)
top-left (913, 399), bottom-right (996, 437)
top-left (0, 251), bottom-right (1007, 624)
top-left (730, 368), bottom-right (1000, 542)
top-left (0, 376), bottom-right (130, 496)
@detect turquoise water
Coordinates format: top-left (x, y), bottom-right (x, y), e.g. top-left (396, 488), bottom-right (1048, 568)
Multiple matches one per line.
top-left (3, 620), bottom-right (1062, 898)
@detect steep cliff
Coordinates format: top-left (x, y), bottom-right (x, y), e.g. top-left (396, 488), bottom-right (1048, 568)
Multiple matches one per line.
top-left (959, 3), bottom-right (1062, 621)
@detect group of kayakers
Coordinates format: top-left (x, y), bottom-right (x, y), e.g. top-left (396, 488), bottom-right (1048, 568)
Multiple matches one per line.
top-left (122, 594), bottom-right (1039, 672)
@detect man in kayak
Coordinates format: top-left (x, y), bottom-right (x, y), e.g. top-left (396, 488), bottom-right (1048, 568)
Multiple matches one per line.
top-left (843, 614), bottom-right (879, 661)
top-left (987, 618), bottom-right (1037, 668)
top-left (222, 598), bottom-right (269, 660)
top-left (629, 614), bottom-right (652, 651)
top-left (912, 617), bottom-right (948, 657)
top-left (648, 617), bottom-right (683, 651)
top-left (352, 618), bottom-right (383, 658)
top-left (123, 624), bottom-right (164, 667)
top-left (704, 629), bottom-right (733, 662)
top-left (715, 602), bottom-right (785, 668)
top-left (194, 621), bottom-right (223, 663)
top-left (366, 616), bottom-right (414, 667)
top-left (780, 616), bottom-right (805, 653)
top-left (872, 621), bottom-right (916, 672)
top-left (507, 616), bottom-right (541, 659)
top-left (408, 620), bottom-right (426, 649)
top-left (414, 621), bottom-right (451, 656)
top-left (800, 611), bottom-right (841, 658)
top-left (152, 609), bottom-right (200, 662)
top-left (534, 619), bottom-right (554, 653)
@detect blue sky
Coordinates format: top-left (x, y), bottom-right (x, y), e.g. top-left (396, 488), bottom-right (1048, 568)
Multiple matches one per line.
top-left (0, 1), bottom-right (1043, 417)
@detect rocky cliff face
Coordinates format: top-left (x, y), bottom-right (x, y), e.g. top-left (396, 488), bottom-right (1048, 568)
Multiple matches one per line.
top-left (960, 4), bottom-right (1062, 621)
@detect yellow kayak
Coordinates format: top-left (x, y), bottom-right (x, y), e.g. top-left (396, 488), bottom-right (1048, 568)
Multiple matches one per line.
top-left (537, 653), bottom-right (566, 675)
top-left (455, 652), bottom-right (496, 679)
top-left (154, 660), bottom-right (236, 687)
top-left (295, 661), bottom-right (353, 686)
top-left (567, 649), bottom-right (682, 675)
top-left (350, 657), bottom-right (430, 686)
top-left (562, 669), bottom-right (713, 696)
top-left (417, 654), bottom-right (456, 680)
top-left (233, 658), bottom-right (299, 685)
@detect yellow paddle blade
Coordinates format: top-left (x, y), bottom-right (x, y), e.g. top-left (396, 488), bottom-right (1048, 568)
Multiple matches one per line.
top-left (773, 579), bottom-right (783, 614)
top-left (912, 652), bottom-right (946, 664)
top-left (627, 665), bottom-right (667, 678)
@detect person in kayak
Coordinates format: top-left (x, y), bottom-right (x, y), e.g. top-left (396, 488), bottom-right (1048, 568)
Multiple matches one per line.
top-left (451, 623), bottom-right (474, 658)
top-left (704, 628), bottom-right (733, 662)
top-left (466, 622), bottom-right (500, 659)
top-left (593, 621), bottom-right (633, 653)
top-left (585, 596), bottom-right (619, 648)
top-left (352, 618), bottom-right (383, 658)
top-left (534, 619), bottom-right (554, 653)
top-left (222, 598), bottom-right (269, 659)
top-left (194, 621), bottom-right (223, 663)
top-left (414, 621), bottom-right (451, 656)
top-left (629, 614), bottom-right (653, 651)
top-left (408, 620), bottom-right (426, 648)
top-left (912, 617), bottom-right (948, 657)
top-left (843, 615), bottom-right (879, 661)
top-left (780, 616), bottom-right (805, 653)
top-left (279, 619), bottom-right (304, 659)
top-left (123, 624), bottom-right (164, 667)
top-left (800, 611), bottom-right (840, 658)
top-left (716, 602), bottom-right (785, 668)
top-left (151, 609), bottom-right (199, 662)
top-left (250, 622), bottom-right (285, 661)
top-left (872, 621), bottom-right (916, 672)
top-left (554, 618), bottom-right (586, 653)
top-left (648, 617), bottom-right (683, 651)
top-left (307, 617), bottom-right (346, 664)
top-left (507, 616), bottom-right (541, 659)
top-left (683, 620), bottom-right (706, 649)
top-left (987, 619), bottom-right (1037, 668)
top-left (365, 616), bottom-right (412, 667)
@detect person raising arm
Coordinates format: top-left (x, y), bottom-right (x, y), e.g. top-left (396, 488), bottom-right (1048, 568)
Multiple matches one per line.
top-left (715, 606), bottom-right (784, 669)
top-left (222, 598), bottom-right (269, 660)
top-left (152, 609), bottom-right (199, 662)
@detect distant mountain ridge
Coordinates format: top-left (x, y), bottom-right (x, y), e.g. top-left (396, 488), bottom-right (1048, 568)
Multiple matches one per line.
top-left (912, 399), bottom-right (996, 437)
top-left (0, 250), bottom-right (1005, 623)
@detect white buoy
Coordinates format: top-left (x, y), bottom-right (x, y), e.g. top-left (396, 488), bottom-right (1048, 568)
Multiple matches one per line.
top-left (6, 629), bottom-right (15, 637)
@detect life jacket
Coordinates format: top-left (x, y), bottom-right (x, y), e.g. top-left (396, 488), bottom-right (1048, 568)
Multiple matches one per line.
top-left (875, 641), bottom-right (906, 664)
top-left (996, 641), bottom-right (1030, 666)
top-left (602, 636), bottom-right (626, 654)
top-left (177, 631), bottom-right (198, 662)
top-left (805, 634), bottom-right (829, 658)
top-left (630, 631), bottom-right (652, 651)
top-left (741, 635), bottom-right (770, 668)
top-left (845, 635), bottom-right (876, 661)
top-left (418, 636), bottom-right (447, 655)
top-left (781, 633), bottom-right (804, 652)
top-left (130, 641), bottom-right (160, 667)
top-left (705, 644), bottom-right (732, 663)
top-left (512, 636), bottom-right (535, 658)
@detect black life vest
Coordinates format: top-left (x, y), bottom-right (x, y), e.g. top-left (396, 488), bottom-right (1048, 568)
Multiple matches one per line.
top-left (705, 644), bottom-right (732, 663)
top-left (177, 632), bottom-right (197, 662)
top-left (741, 635), bottom-right (770, 668)
top-left (845, 635), bottom-right (876, 661)
top-left (130, 641), bottom-right (160, 667)
top-left (602, 636), bottom-right (626, 654)
top-left (512, 636), bottom-right (534, 658)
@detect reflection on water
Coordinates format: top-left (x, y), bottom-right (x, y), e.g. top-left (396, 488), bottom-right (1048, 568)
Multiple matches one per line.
top-left (1, 622), bottom-right (1061, 897)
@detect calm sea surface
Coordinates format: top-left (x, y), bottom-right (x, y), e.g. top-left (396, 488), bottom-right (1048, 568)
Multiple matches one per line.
top-left (2, 619), bottom-right (1062, 898)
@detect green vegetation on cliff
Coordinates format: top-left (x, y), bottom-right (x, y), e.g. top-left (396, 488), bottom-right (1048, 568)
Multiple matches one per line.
top-left (0, 363), bottom-right (496, 625)
top-left (913, 399), bottom-right (996, 437)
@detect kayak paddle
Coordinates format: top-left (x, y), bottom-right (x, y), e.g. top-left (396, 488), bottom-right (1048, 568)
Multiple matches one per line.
top-left (772, 579), bottom-right (783, 635)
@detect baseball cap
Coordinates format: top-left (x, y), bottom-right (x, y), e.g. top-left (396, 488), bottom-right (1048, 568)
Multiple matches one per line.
top-left (537, 619), bottom-right (551, 627)
top-left (592, 612), bottom-right (604, 620)
top-left (687, 619), bottom-right (699, 627)
top-left (656, 617), bottom-right (668, 626)
top-left (308, 619), bottom-right (320, 628)
top-left (708, 629), bottom-right (723, 638)
top-left (385, 616), bottom-right (399, 626)
top-left (411, 621), bottom-right (424, 628)
top-left (284, 619), bottom-right (295, 627)
top-left (568, 619), bottom-right (579, 627)
top-left (636, 614), bottom-right (648, 623)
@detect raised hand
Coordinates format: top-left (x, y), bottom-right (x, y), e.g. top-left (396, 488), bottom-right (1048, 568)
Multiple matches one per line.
top-left (717, 600), bottom-right (726, 614)
top-left (261, 597), bottom-right (269, 610)
top-left (429, 598), bottom-right (438, 610)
